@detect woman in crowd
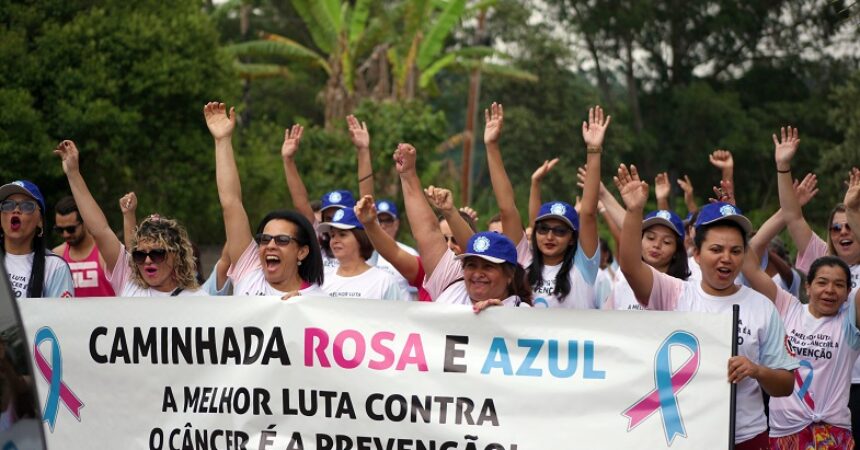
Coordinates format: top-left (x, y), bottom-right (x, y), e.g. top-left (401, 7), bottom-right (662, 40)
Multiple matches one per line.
top-left (0, 180), bottom-right (73, 298)
top-left (204, 102), bottom-right (324, 299)
top-left (616, 163), bottom-right (797, 450)
top-left (395, 141), bottom-right (531, 310)
top-left (55, 141), bottom-right (202, 296)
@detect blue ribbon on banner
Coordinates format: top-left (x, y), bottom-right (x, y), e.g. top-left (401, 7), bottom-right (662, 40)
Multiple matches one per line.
top-left (33, 327), bottom-right (83, 431)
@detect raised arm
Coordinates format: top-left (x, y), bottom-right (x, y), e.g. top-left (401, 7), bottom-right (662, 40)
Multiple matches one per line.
top-left (741, 238), bottom-right (778, 302)
top-left (280, 124), bottom-right (316, 225)
top-left (774, 126), bottom-right (813, 253)
top-left (53, 140), bottom-right (122, 271)
top-left (426, 186), bottom-right (474, 253)
top-left (483, 102), bottom-right (523, 243)
top-left (347, 115), bottom-right (374, 198)
top-left (119, 192), bottom-right (138, 250)
top-left (204, 102), bottom-right (254, 267)
top-left (676, 175), bottom-right (698, 213)
top-left (578, 165), bottom-right (625, 229)
top-left (654, 172), bottom-right (670, 212)
top-left (579, 106), bottom-right (611, 257)
top-left (529, 158), bottom-right (559, 226)
top-left (848, 168), bottom-right (860, 327)
top-left (749, 173), bottom-right (819, 265)
top-left (355, 195), bottom-right (420, 282)
top-left (396, 143), bottom-right (447, 277)
top-left (614, 164), bottom-right (654, 304)
top-left (709, 149), bottom-right (734, 187)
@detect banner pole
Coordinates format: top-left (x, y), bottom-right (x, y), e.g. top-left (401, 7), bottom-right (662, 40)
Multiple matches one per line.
top-left (729, 304), bottom-right (739, 450)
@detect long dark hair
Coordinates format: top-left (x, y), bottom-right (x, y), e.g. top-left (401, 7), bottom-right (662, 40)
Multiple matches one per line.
top-left (256, 210), bottom-right (324, 286)
top-left (643, 225), bottom-right (690, 280)
top-left (0, 224), bottom-right (46, 298)
top-left (527, 223), bottom-right (579, 301)
top-left (505, 263), bottom-right (533, 305)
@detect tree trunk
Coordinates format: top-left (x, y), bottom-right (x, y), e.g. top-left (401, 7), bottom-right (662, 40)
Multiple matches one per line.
top-left (460, 9), bottom-right (487, 206)
top-left (623, 37), bottom-right (644, 135)
top-left (240, 1), bottom-right (252, 126)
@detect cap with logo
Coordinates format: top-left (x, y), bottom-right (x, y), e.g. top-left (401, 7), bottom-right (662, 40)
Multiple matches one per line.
top-left (455, 231), bottom-right (518, 265)
top-left (694, 202), bottom-right (752, 237)
top-left (375, 199), bottom-right (399, 219)
top-left (642, 210), bottom-right (685, 239)
top-left (0, 180), bottom-right (46, 213)
top-left (320, 190), bottom-right (356, 213)
top-left (318, 207), bottom-right (365, 233)
top-left (535, 201), bottom-right (579, 231)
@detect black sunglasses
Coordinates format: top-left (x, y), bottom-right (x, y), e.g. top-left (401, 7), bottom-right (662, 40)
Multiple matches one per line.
top-left (255, 233), bottom-right (296, 246)
top-left (53, 223), bottom-right (81, 234)
top-left (131, 249), bottom-right (168, 265)
top-left (535, 223), bottom-right (572, 237)
top-left (0, 199), bottom-right (38, 214)
top-left (831, 222), bottom-right (852, 233)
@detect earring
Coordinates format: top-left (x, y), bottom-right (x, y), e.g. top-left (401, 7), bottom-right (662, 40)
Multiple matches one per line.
top-left (37, 227), bottom-right (43, 238)
top-left (297, 260), bottom-right (302, 266)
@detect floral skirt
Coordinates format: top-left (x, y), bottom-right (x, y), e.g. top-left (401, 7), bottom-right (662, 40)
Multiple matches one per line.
top-left (770, 423), bottom-right (855, 450)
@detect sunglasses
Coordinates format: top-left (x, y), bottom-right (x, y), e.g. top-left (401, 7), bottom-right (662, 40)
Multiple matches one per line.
top-left (535, 223), bottom-right (572, 237)
top-left (255, 233), bottom-right (296, 246)
top-left (131, 249), bottom-right (168, 265)
top-left (53, 223), bottom-right (81, 234)
top-left (0, 199), bottom-right (38, 214)
top-left (831, 222), bottom-right (852, 233)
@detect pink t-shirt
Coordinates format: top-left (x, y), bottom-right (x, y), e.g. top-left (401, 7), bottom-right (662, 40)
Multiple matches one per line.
top-left (227, 241), bottom-right (325, 297)
top-left (768, 289), bottom-right (860, 436)
top-left (424, 249), bottom-right (528, 307)
top-left (647, 267), bottom-right (799, 443)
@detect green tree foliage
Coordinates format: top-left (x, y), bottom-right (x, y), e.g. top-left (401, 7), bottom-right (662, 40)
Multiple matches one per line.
top-left (0, 0), bottom-right (236, 244)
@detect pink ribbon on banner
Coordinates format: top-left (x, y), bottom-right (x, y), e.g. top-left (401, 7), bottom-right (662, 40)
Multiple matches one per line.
top-left (33, 327), bottom-right (83, 431)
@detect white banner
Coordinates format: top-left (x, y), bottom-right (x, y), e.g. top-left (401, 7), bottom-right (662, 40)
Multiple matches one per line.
top-left (18, 296), bottom-right (732, 450)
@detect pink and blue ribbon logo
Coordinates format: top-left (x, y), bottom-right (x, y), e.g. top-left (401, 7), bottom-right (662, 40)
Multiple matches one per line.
top-left (795, 360), bottom-right (814, 410)
top-left (622, 330), bottom-right (700, 446)
top-left (33, 327), bottom-right (84, 431)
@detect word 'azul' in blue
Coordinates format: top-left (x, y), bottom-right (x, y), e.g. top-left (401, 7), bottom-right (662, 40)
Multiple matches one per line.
top-left (481, 338), bottom-right (606, 379)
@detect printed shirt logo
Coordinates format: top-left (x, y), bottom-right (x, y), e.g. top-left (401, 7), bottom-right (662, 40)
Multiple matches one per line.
top-left (657, 210), bottom-right (672, 220)
top-left (328, 192), bottom-right (342, 203)
top-left (550, 203), bottom-right (567, 216)
top-left (378, 202), bottom-right (390, 212)
top-left (719, 205), bottom-right (735, 216)
top-left (473, 236), bottom-right (491, 253)
top-left (332, 209), bottom-right (345, 222)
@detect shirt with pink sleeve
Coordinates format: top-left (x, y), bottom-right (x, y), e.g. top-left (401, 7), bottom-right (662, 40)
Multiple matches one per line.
top-left (228, 241), bottom-right (324, 297)
top-left (519, 235), bottom-right (600, 309)
top-left (424, 249), bottom-right (527, 307)
top-left (768, 289), bottom-right (860, 437)
top-left (647, 267), bottom-right (799, 444)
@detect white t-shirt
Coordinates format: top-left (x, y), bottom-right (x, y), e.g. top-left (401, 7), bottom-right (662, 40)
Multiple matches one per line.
top-left (594, 265), bottom-right (616, 309)
top-left (520, 238), bottom-right (600, 309)
top-left (425, 249), bottom-right (529, 307)
top-left (107, 245), bottom-right (206, 297)
top-left (773, 270), bottom-right (801, 299)
top-left (768, 289), bottom-right (860, 436)
top-left (323, 266), bottom-right (404, 300)
top-left (201, 262), bottom-right (232, 296)
top-left (647, 267), bottom-right (799, 443)
top-left (368, 241), bottom-right (419, 300)
top-left (603, 272), bottom-right (646, 311)
top-left (228, 241), bottom-right (325, 297)
top-left (4, 251), bottom-right (74, 298)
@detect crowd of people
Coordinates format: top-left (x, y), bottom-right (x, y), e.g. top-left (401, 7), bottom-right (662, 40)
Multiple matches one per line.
top-left (2, 101), bottom-right (860, 449)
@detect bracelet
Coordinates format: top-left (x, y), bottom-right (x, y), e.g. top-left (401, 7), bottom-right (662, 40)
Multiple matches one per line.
top-left (776, 168), bottom-right (791, 174)
top-left (359, 172), bottom-right (373, 182)
top-left (586, 145), bottom-right (602, 154)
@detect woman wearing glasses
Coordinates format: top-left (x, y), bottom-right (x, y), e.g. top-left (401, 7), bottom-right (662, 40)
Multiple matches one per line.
top-left (204, 103), bottom-right (324, 299)
top-left (0, 180), bottom-right (74, 298)
top-left (54, 141), bottom-right (202, 296)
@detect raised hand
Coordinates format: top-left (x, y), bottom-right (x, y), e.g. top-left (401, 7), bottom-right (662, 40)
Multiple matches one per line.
top-left (203, 102), bottom-right (236, 140)
top-left (354, 195), bottom-right (378, 225)
top-left (582, 105), bottom-right (611, 149)
top-left (393, 143), bottom-right (417, 174)
top-left (709, 150), bottom-right (734, 171)
top-left (794, 173), bottom-right (819, 207)
top-left (425, 186), bottom-right (455, 213)
top-left (119, 192), bottom-right (138, 214)
top-left (676, 175), bottom-right (694, 195)
top-left (709, 179), bottom-right (735, 205)
top-left (280, 124), bottom-right (305, 160)
top-left (532, 158), bottom-right (560, 183)
top-left (773, 126), bottom-right (800, 170)
top-left (845, 168), bottom-right (860, 211)
top-left (53, 140), bottom-right (81, 174)
top-left (459, 206), bottom-right (479, 223)
top-left (346, 115), bottom-right (370, 150)
top-left (654, 172), bottom-right (670, 201)
top-left (613, 164), bottom-right (648, 211)
top-left (483, 102), bottom-right (504, 145)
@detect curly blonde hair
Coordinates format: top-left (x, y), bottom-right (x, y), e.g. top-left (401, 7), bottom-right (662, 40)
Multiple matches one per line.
top-left (128, 215), bottom-right (199, 291)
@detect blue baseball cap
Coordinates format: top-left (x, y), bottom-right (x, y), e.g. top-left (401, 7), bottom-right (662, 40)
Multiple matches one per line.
top-left (320, 190), bottom-right (356, 213)
top-left (0, 180), bottom-right (46, 213)
top-left (535, 201), bottom-right (579, 231)
top-left (643, 210), bottom-right (685, 239)
top-left (375, 199), bottom-right (399, 218)
top-left (694, 202), bottom-right (752, 237)
top-left (456, 231), bottom-right (518, 265)
top-left (318, 207), bottom-right (364, 233)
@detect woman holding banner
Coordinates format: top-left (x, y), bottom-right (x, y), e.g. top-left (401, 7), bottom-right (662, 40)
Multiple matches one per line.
top-left (394, 142), bottom-right (532, 310)
top-left (204, 102), bottom-right (324, 299)
top-left (616, 164), bottom-right (798, 450)
top-left (55, 141), bottom-right (202, 296)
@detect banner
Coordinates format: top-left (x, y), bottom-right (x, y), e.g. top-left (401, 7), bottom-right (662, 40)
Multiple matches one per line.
top-left (18, 296), bottom-right (732, 449)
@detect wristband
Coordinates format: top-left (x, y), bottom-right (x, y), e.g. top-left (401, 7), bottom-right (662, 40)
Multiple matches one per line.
top-left (359, 172), bottom-right (373, 182)
top-left (776, 168), bottom-right (791, 174)
top-left (586, 145), bottom-right (602, 154)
